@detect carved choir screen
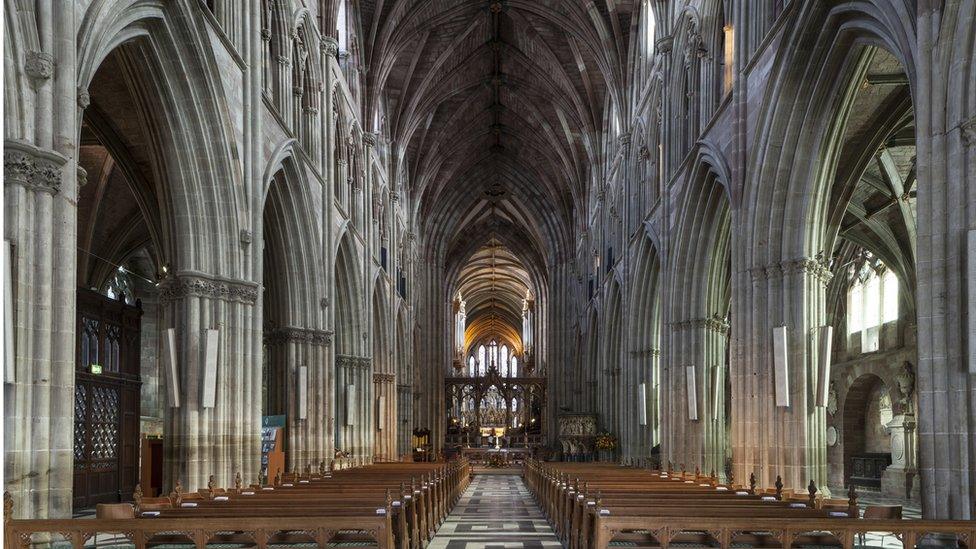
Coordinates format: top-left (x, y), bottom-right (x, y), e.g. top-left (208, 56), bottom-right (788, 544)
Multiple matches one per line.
top-left (445, 361), bottom-right (545, 448)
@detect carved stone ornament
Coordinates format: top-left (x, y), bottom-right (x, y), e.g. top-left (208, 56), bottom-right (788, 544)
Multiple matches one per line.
top-left (373, 373), bottom-right (396, 383)
top-left (336, 354), bottom-right (371, 369)
top-left (321, 36), bottom-right (339, 57)
top-left (895, 362), bottom-right (916, 409)
top-left (25, 51), bottom-right (54, 80)
top-left (4, 140), bottom-right (66, 194)
top-left (363, 132), bottom-right (378, 148)
top-left (961, 116), bottom-right (976, 147)
top-left (265, 327), bottom-right (333, 346)
top-left (826, 381), bottom-right (838, 416)
top-left (158, 272), bottom-right (260, 305)
top-left (77, 86), bottom-right (91, 109)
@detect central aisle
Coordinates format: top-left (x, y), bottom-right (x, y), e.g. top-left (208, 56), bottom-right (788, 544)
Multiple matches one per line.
top-left (429, 473), bottom-right (561, 548)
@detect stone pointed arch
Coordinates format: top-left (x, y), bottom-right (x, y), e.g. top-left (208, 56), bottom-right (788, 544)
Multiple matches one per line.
top-left (262, 145), bottom-right (331, 471)
top-left (77, 0), bottom-right (247, 274)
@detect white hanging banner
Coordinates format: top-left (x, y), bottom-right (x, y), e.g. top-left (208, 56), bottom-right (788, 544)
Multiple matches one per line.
top-left (773, 326), bottom-right (790, 407)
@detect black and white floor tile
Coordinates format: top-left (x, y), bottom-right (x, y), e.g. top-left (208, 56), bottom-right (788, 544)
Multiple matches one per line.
top-left (428, 474), bottom-right (561, 549)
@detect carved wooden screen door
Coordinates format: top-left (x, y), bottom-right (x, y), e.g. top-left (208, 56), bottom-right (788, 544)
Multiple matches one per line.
top-left (73, 288), bottom-right (142, 509)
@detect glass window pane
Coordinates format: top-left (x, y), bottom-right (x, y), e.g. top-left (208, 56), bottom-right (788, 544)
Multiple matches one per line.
top-left (848, 285), bottom-right (863, 334)
top-left (883, 271), bottom-right (899, 323)
top-left (864, 273), bottom-right (881, 329)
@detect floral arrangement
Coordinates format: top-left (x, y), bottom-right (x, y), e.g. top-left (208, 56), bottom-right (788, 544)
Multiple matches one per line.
top-left (486, 453), bottom-right (508, 468)
top-left (594, 432), bottom-right (617, 451)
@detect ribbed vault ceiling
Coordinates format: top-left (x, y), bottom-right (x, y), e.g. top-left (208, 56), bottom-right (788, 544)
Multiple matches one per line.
top-left (360, 0), bottom-right (638, 269)
top-left (457, 238), bottom-right (531, 345)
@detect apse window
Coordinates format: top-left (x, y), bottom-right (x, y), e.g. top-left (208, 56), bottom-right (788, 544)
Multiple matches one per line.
top-left (847, 254), bottom-right (899, 353)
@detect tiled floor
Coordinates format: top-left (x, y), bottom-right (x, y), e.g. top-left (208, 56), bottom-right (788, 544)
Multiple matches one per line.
top-left (428, 474), bottom-right (561, 549)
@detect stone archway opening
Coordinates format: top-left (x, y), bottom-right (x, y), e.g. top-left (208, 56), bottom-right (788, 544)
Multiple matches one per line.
top-left (842, 373), bottom-right (892, 491)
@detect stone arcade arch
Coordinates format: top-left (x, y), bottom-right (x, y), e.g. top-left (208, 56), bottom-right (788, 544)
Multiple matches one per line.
top-left (261, 151), bottom-right (331, 472)
top-left (5, 0), bottom-right (255, 518)
top-left (371, 280), bottom-right (397, 461)
top-left (736, 0), bottom-right (944, 509)
top-left (394, 305), bottom-right (413, 458)
top-left (667, 153), bottom-right (733, 480)
top-left (333, 230), bottom-right (370, 459)
top-left (600, 278), bottom-right (624, 451)
top-left (622, 235), bottom-right (663, 464)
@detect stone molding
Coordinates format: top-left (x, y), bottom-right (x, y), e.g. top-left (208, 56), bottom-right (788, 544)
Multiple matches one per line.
top-left (373, 373), bottom-right (396, 383)
top-left (336, 354), bottom-right (371, 369)
top-left (321, 36), bottom-right (339, 57)
top-left (264, 327), bottom-right (333, 346)
top-left (158, 271), bottom-right (260, 305)
top-left (670, 316), bottom-right (730, 334)
top-left (3, 140), bottom-right (66, 194)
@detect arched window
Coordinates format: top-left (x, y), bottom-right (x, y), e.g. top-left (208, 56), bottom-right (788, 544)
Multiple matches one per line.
top-left (336, 1), bottom-right (349, 52)
top-left (489, 340), bottom-right (498, 369)
top-left (478, 345), bottom-right (487, 375)
top-left (511, 356), bottom-right (518, 377)
top-left (500, 345), bottom-right (509, 376)
top-left (468, 355), bottom-right (476, 377)
top-left (847, 255), bottom-right (899, 353)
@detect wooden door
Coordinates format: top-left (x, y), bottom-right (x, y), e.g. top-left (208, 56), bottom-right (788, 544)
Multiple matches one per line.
top-left (73, 289), bottom-right (142, 510)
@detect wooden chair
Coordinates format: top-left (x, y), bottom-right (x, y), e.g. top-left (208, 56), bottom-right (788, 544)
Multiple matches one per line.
top-left (95, 503), bottom-right (134, 519)
top-left (858, 505), bottom-right (903, 546)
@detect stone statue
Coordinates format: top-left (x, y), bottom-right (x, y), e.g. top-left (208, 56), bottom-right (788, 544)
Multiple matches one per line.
top-left (826, 381), bottom-right (838, 416)
top-left (896, 362), bottom-right (916, 410)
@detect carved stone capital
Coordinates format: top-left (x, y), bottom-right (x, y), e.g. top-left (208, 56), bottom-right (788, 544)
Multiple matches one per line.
top-left (77, 166), bottom-right (88, 189)
top-left (158, 272), bottom-right (260, 305)
top-left (4, 140), bottom-right (66, 194)
top-left (320, 37), bottom-right (339, 57)
top-left (781, 256), bottom-right (833, 285)
top-left (25, 51), bottom-right (54, 80)
top-left (336, 354), bottom-right (372, 370)
top-left (670, 316), bottom-right (729, 334)
top-left (265, 327), bottom-right (333, 346)
top-left (363, 132), bottom-right (378, 148)
top-left (373, 373), bottom-right (396, 383)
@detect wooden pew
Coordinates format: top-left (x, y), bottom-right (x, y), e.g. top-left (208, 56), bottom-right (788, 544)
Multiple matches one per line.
top-left (521, 460), bottom-right (975, 549)
top-left (4, 458), bottom-right (471, 549)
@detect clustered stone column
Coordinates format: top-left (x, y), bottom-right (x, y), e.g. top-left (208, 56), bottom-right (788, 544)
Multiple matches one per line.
top-left (158, 273), bottom-right (263, 491)
top-left (663, 317), bottom-right (729, 477)
top-left (4, 141), bottom-right (74, 518)
top-left (731, 258), bottom-right (832, 494)
top-left (335, 354), bottom-right (373, 460)
top-left (372, 372), bottom-right (397, 460)
top-left (264, 327), bottom-right (334, 471)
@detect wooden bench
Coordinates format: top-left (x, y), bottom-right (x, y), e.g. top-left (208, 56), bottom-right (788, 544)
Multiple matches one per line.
top-left (5, 459), bottom-right (471, 549)
top-left (522, 460), bottom-right (975, 549)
